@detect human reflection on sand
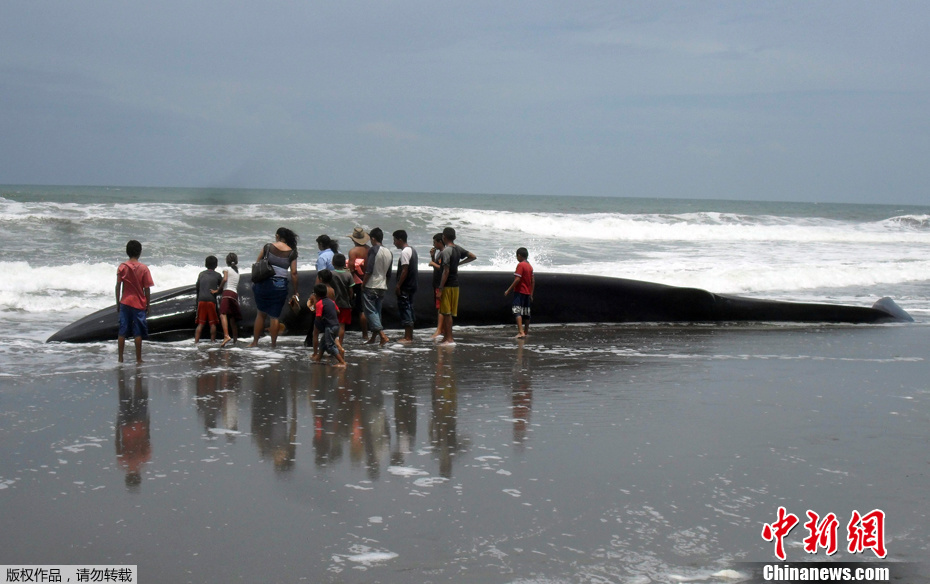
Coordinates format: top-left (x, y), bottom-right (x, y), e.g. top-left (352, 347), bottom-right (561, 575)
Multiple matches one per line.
top-left (430, 345), bottom-right (459, 477)
top-left (173, 340), bottom-right (538, 482)
top-left (309, 357), bottom-right (390, 479)
top-left (511, 340), bottom-right (533, 450)
top-left (250, 366), bottom-right (298, 472)
top-left (115, 367), bottom-right (151, 490)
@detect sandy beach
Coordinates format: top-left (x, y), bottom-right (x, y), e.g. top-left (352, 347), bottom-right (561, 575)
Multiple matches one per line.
top-left (2, 323), bottom-right (928, 583)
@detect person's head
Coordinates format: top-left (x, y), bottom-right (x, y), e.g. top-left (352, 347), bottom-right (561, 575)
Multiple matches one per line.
top-left (317, 234), bottom-right (338, 252)
top-left (332, 253), bottom-right (346, 269)
top-left (516, 247), bottom-right (528, 261)
top-left (226, 252), bottom-right (239, 273)
top-left (125, 240), bottom-right (142, 259)
top-left (369, 227), bottom-right (384, 244)
top-left (205, 255), bottom-right (218, 270)
top-left (442, 227), bottom-right (456, 244)
top-left (348, 227), bottom-right (370, 246)
top-left (432, 232), bottom-right (444, 249)
top-left (313, 283), bottom-right (328, 299)
top-left (275, 227), bottom-right (299, 249)
top-left (317, 269), bottom-right (332, 284)
top-left (392, 229), bottom-right (407, 248)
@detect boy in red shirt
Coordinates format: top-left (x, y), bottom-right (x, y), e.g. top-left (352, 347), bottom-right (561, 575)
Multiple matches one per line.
top-left (504, 247), bottom-right (534, 338)
top-left (115, 240), bottom-right (154, 363)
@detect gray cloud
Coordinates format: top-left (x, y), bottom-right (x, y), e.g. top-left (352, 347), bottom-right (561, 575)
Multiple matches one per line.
top-left (1, 1), bottom-right (928, 203)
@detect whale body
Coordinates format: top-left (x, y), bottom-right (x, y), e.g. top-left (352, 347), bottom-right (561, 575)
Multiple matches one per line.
top-left (47, 271), bottom-right (914, 343)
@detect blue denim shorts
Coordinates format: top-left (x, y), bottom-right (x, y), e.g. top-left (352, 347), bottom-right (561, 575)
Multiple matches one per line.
top-left (119, 304), bottom-right (149, 339)
top-left (397, 291), bottom-right (415, 327)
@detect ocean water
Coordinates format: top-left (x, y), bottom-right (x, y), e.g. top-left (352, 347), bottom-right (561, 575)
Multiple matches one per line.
top-left (2, 184), bottom-right (929, 345)
top-left (2, 185), bottom-right (930, 583)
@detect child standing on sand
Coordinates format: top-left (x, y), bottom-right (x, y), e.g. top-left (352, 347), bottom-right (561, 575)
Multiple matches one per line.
top-left (330, 254), bottom-right (355, 345)
top-left (311, 283), bottom-right (346, 367)
top-left (116, 240), bottom-right (154, 363)
top-left (194, 255), bottom-right (223, 343)
top-left (504, 247), bottom-right (534, 338)
top-left (428, 232), bottom-right (445, 339)
top-left (216, 253), bottom-right (241, 347)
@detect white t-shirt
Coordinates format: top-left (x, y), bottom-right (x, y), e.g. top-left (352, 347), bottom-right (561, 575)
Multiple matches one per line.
top-left (225, 268), bottom-right (240, 293)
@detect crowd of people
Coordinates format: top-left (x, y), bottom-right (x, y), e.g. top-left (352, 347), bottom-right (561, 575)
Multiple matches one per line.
top-left (114, 227), bottom-right (535, 365)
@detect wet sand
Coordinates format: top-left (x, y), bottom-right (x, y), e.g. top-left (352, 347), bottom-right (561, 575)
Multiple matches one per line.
top-left (1, 324), bottom-right (929, 583)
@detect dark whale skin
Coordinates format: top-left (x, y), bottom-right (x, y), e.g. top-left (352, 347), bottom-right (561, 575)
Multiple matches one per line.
top-left (47, 271), bottom-right (913, 343)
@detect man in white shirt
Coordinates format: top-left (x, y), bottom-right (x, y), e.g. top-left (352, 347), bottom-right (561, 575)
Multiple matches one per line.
top-left (362, 227), bottom-right (394, 346)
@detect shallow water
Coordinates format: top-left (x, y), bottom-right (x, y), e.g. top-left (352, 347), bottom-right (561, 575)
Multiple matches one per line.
top-left (2, 324), bottom-right (928, 583)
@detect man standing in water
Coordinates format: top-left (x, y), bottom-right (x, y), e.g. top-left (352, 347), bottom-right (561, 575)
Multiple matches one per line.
top-left (362, 227), bottom-right (393, 346)
top-left (437, 227), bottom-right (476, 345)
top-left (393, 229), bottom-right (418, 343)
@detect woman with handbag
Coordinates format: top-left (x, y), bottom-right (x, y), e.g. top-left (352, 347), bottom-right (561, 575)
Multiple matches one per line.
top-left (248, 227), bottom-right (299, 348)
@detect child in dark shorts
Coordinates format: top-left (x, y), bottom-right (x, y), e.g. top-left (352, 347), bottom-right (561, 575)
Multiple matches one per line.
top-left (310, 283), bottom-right (346, 367)
top-left (330, 254), bottom-right (355, 345)
top-left (504, 247), bottom-right (534, 338)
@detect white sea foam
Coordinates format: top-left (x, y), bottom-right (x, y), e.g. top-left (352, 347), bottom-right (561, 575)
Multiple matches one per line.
top-left (2, 194), bottom-right (929, 323)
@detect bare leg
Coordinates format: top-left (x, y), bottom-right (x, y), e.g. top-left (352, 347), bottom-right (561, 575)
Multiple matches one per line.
top-left (515, 316), bottom-right (526, 338)
top-left (249, 312), bottom-right (265, 347)
top-left (209, 323), bottom-right (217, 342)
top-left (133, 336), bottom-right (143, 363)
top-left (269, 317), bottom-right (280, 348)
top-left (194, 323), bottom-right (204, 343)
top-left (398, 325), bottom-right (414, 344)
top-left (359, 312), bottom-right (369, 342)
top-left (431, 313), bottom-right (444, 340)
top-left (440, 315), bottom-right (455, 344)
top-left (219, 314), bottom-right (232, 346)
top-left (118, 336), bottom-right (126, 363)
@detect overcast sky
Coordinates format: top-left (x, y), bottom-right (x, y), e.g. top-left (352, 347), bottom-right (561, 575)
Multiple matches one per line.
top-left (1, 1), bottom-right (927, 204)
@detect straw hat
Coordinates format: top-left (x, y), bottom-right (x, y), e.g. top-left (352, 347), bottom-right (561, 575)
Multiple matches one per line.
top-left (348, 227), bottom-right (370, 245)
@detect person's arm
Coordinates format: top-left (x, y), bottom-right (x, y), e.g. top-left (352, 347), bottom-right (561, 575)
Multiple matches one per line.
top-left (115, 275), bottom-right (122, 314)
top-left (529, 273), bottom-right (535, 300)
top-left (504, 274), bottom-right (520, 296)
top-left (144, 287), bottom-right (151, 313)
top-left (439, 264), bottom-right (450, 290)
top-left (459, 249), bottom-right (477, 266)
top-left (290, 258), bottom-right (299, 304)
top-left (396, 252), bottom-right (409, 295)
top-left (213, 270), bottom-right (228, 295)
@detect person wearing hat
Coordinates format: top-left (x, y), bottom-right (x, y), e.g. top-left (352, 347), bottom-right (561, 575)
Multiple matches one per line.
top-left (347, 227), bottom-right (370, 341)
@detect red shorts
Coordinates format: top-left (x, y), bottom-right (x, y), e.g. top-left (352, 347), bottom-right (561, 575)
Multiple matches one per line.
top-left (196, 301), bottom-right (219, 325)
top-left (338, 307), bottom-right (352, 325)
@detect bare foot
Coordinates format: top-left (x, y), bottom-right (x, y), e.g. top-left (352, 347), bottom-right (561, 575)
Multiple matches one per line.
top-left (247, 342), bottom-right (259, 348)
top-left (331, 361), bottom-right (347, 368)
top-left (221, 337), bottom-right (232, 347)
top-left (379, 335), bottom-right (391, 346)
top-left (397, 338), bottom-right (413, 344)
top-left (515, 333), bottom-right (526, 339)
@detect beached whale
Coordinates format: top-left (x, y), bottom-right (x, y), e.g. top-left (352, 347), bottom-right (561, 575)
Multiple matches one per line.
top-left (47, 271), bottom-right (913, 343)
